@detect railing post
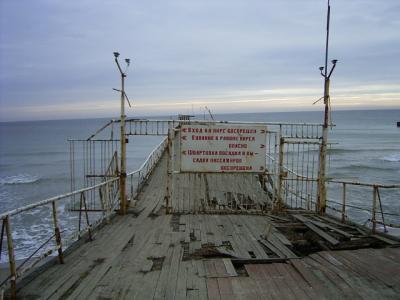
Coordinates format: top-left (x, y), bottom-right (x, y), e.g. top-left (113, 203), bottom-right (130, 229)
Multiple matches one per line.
top-left (82, 193), bottom-right (93, 241)
top-left (165, 126), bottom-right (174, 214)
top-left (371, 185), bottom-right (377, 233)
top-left (307, 194), bottom-right (311, 210)
top-left (276, 136), bottom-right (285, 211)
top-left (51, 201), bottom-right (64, 264)
top-left (4, 216), bottom-right (17, 299)
top-left (341, 183), bottom-right (346, 223)
top-left (104, 183), bottom-right (111, 223)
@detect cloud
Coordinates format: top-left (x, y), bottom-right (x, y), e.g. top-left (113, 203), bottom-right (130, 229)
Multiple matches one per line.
top-left (0, 0), bottom-right (399, 121)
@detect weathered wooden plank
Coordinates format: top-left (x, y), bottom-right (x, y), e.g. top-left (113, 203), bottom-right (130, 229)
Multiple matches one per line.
top-left (230, 276), bottom-right (263, 300)
top-left (194, 260), bottom-right (208, 300)
top-left (302, 257), bottom-right (346, 299)
top-left (153, 245), bottom-right (174, 299)
top-left (244, 264), bottom-right (275, 300)
top-left (370, 234), bottom-right (399, 245)
top-left (165, 245), bottom-right (183, 300)
top-left (315, 252), bottom-right (381, 300)
top-left (290, 259), bottom-right (331, 299)
top-left (293, 214), bottom-right (340, 246)
top-left (307, 253), bottom-right (363, 300)
top-left (222, 258), bottom-right (237, 277)
top-left (274, 263), bottom-right (310, 300)
top-left (217, 277), bottom-right (234, 299)
top-left (207, 278), bottom-right (221, 300)
top-left (175, 261), bottom-right (188, 300)
top-left (308, 219), bottom-right (353, 238)
top-left (262, 264), bottom-right (298, 300)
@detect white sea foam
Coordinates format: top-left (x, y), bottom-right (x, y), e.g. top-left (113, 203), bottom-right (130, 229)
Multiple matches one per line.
top-left (381, 154), bottom-right (400, 162)
top-left (0, 174), bottom-right (40, 185)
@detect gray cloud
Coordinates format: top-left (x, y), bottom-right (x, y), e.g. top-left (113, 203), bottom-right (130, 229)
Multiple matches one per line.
top-left (0, 0), bottom-right (399, 121)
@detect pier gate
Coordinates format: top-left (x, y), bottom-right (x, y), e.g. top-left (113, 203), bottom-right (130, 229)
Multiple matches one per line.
top-left (68, 119), bottom-right (325, 214)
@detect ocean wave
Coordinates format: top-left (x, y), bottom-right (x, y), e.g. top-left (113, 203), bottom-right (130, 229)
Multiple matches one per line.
top-left (0, 174), bottom-right (40, 185)
top-left (328, 148), bottom-right (399, 155)
top-left (338, 164), bottom-right (393, 172)
top-left (2, 151), bottom-right (67, 157)
top-left (381, 154), bottom-right (400, 162)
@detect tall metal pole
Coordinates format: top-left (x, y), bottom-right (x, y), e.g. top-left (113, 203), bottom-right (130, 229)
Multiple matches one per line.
top-left (317, 0), bottom-right (331, 214)
top-left (120, 71), bottom-right (127, 215)
top-left (114, 52), bottom-right (129, 215)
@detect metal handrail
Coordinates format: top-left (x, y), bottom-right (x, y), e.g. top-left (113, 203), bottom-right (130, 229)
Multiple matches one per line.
top-left (127, 138), bottom-right (167, 177)
top-left (0, 177), bottom-right (119, 220)
top-left (0, 137), bottom-right (169, 298)
top-left (325, 180), bottom-right (400, 231)
top-left (327, 179), bottom-right (400, 188)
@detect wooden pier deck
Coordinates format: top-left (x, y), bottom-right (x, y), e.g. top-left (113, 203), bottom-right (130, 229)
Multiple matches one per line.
top-left (17, 155), bottom-right (400, 299)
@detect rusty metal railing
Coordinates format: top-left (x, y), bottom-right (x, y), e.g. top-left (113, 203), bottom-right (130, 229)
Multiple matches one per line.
top-left (127, 138), bottom-right (168, 202)
top-left (0, 177), bottom-right (118, 298)
top-left (325, 180), bottom-right (400, 233)
top-left (0, 137), bottom-right (168, 298)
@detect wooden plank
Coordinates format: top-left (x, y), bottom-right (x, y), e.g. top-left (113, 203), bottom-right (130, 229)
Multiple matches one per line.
top-left (319, 251), bottom-right (393, 299)
top-left (185, 261), bottom-right (200, 300)
top-left (194, 260), bottom-right (208, 300)
top-left (222, 259), bottom-right (237, 277)
top-left (204, 259), bottom-right (218, 278)
top-left (214, 260), bottom-right (228, 278)
top-left (274, 263), bottom-right (310, 300)
top-left (258, 239), bottom-right (286, 258)
top-left (308, 253), bottom-right (363, 300)
top-left (290, 259), bottom-right (331, 299)
top-left (153, 245), bottom-right (174, 299)
top-left (206, 278), bottom-right (221, 300)
top-left (244, 264), bottom-right (275, 300)
top-left (217, 278), bottom-right (234, 299)
top-left (315, 252), bottom-right (379, 300)
top-left (279, 262), bottom-right (320, 300)
top-left (231, 276), bottom-right (263, 300)
top-left (165, 245), bottom-right (183, 300)
top-left (261, 264), bottom-right (297, 300)
top-left (302, 257), bottom-right (346, 299)
top-left (308, 219), bottom-right (353, 238)
top-left (293, 215), bottom-right (340, 246)
top-left (370, 234), bottom-right (400, 245)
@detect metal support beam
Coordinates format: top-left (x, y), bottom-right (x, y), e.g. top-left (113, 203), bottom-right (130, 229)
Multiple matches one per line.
top-left (51, 201), bottom-right (64, 264)
top-left (317, 78), bottom-right (330, 214)
top-left (5, 216), bottom-right (17, 299)
top-left (119, 73), bottom-right (127, 215)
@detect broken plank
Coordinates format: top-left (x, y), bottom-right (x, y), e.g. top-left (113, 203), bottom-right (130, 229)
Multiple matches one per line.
top-left (293, 215), bottom-right (340, 246)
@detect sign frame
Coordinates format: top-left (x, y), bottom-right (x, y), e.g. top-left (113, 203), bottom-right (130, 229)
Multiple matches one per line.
top-left (179, 123), bottom-right (267, 174)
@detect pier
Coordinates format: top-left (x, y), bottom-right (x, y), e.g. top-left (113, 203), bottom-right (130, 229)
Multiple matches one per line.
top-left (1, 119), bottom-right (399, 299)
top-left (16, 153), bottom-right (400, 299)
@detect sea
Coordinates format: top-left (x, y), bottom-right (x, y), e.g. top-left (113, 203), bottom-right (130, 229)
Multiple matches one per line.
top-left (0, 109), bottom-right (399, 260)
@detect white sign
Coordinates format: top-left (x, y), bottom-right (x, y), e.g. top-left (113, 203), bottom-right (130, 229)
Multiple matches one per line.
top-left (180, 124), bottom-right (267, 173)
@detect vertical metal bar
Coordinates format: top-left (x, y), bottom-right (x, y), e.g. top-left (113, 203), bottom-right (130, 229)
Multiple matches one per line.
top-left (165, 126), bottom-right (173, 214)
top-left (78, 193), bottom-right (83, 235)
top-left (82, 192), bottom-right (93, 241)
top-left (341, 183), bottom-right (346, 223)
top-left (274, 132), bottom-right (279, 208)
top-left (120, 73), bottom-right (127, 215)
top-left (0, 219), bottom-right (5, 261)
top-left (277, 136), bottom-right (284, 211)
top-left (5, 216), bottom-right (17, 299)
top-left (51, 201), bottom-right (64, 264)
top-left (371, 185), bottom-right (377, 233)
top-left (376, 188), bottom-right (387, 233)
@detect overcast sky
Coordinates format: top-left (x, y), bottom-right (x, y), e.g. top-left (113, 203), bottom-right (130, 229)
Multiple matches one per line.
top-left (0, 0), bottom-right (399, 121)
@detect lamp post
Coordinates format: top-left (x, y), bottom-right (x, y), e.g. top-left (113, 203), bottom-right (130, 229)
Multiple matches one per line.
top-left (317, 0), bottom-right (338, 214)
top-left (113, 52), bottom-right (130, 215)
